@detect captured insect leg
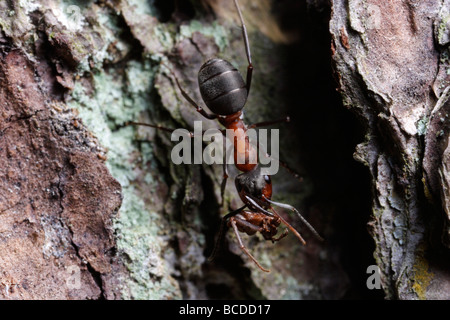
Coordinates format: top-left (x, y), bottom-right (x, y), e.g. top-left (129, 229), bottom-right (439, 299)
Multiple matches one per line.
top-left (161, 63), bottom-right (218, 120)
top-left (266, 197), bottom-right (324, 242)
top-left (271, 228), bottom-right (289, 242)
top-left (269, 206), bottom-right (307, 245)
top-left (208, 206), bottom-right (246, 262)
top-left (234, 0), bottom-right (253, 96)
top-left (229, 217), bottom-right (270, 272)
top-left (244, 194), bottom-right (307, 245)
top-left (232, 214), bottom-right (265, 236)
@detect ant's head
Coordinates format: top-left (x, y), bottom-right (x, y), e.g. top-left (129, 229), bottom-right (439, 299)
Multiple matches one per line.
top-left (198, 58), bottom-right (247, 116)
top-left (235, 166), bottom-right (272, 209)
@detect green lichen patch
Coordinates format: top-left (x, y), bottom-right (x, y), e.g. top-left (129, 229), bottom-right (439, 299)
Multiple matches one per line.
top-left (67, 59), bottom-right (182, 299)
top-left (436, 3), bottom-right (450, 47)
top-left (177, 20), bottom-right (229, 52)
top-left (416, 116), bottom-right (429, 136)
top-left (120, 0), bottom-right (174, 54)
top-left (0, 0), bottom-right (35, 44)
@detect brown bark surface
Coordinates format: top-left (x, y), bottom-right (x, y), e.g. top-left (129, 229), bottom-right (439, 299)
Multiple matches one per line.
top-left (330, 0), bottom-right (450, 299)
top-left (0, 50), bottom-right (123, 299)
top-left (3, 0), bottom-right (449, 300)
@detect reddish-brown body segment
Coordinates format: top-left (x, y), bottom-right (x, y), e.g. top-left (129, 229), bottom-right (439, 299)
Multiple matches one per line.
top-left (219, 111), bottom-right (258, 172)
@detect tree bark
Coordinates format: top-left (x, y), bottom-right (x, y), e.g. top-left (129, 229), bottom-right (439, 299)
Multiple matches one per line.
top-left (330, 0), bottom-right (450, 299)
top-left (4, 0), bottom-right (447, 301)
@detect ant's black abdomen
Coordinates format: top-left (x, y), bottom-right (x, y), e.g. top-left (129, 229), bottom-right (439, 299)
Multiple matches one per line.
top-left (198, 58), bottom-right (247, 116)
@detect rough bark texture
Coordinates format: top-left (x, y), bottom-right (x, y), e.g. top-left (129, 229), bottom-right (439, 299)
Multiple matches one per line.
top-left (330, 0), bottom-right (450, 299)
top-left (0, 48), bottom-right (124, 299)
top-left (2, 0), bottom-right (432, 300)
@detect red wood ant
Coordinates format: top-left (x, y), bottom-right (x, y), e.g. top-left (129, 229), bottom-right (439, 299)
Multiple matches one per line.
top-left (127, 0), bottom-right (322, 272)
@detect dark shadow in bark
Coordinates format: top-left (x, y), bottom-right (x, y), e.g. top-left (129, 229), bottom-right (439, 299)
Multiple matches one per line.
top-left (276, 0), bottom-right (384, 299)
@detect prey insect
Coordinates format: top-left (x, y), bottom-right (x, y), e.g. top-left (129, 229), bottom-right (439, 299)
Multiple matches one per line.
top-left (126, 0), bottom-right (322, 272)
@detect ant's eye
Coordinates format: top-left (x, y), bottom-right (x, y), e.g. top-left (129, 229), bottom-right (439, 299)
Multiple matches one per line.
top-left (264, 175), bottom-right (271, 184)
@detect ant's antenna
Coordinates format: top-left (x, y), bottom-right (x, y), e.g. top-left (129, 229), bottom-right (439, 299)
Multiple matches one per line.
top-left (234, 0), bottom-right (252, 66)
top-left (265, 197), bottom-right (324, 242)
top-left (234, 0), bottom-right (253, 96)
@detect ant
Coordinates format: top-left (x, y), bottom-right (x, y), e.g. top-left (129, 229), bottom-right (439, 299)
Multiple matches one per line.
top-left (127, 0), bottom-right (322, 272)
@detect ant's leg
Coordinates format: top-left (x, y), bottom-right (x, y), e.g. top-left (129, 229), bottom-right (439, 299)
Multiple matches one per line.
top-left (266, 198), bottom-right (324, 242)
top-left (229, 217), bottom-right (270, 272)
top-left (220, 128), bottom-right (245, 206)
top-left (219, 132), bottom-right (233, 207)
top-left (220, 162), bottom-right (228, 207)
top-left (246, 116), bottom-right (304, 181)
top-left (250, 134), bottom-right (304, 183)
top-left (162, 64), bottom-right (218, 120)
top-left (124, 121), bottom-right (195, 137)
top-left (208, 206), bottom-right (246, 262)
top-left (234, 0), bottom-right (253, 96)
top-left (173, 75), bottom-right (218, 120)
top-left (247, 116), bottom-right (290, 129)
top-left (125, 121), bottom-right (222, 139)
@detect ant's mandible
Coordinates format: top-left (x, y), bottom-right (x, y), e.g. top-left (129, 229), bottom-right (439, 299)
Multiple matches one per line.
top-left (127, 0), bottom-right (323, 272)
